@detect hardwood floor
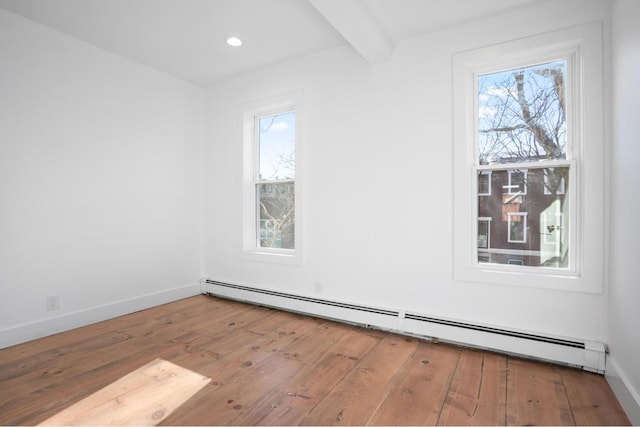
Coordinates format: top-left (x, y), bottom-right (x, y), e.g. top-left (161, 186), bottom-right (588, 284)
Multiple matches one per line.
top-left (0, 295), bottom-right (630, 426)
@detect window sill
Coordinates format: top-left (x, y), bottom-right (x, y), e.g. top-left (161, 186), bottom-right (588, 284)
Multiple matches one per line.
top-left (241, 249), bottom-right (303, 266)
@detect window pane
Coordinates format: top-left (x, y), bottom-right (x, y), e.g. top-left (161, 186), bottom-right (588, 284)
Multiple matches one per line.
top-left (478, 60), bottom-right (567, 165)
top-left (258, 182), bottom-right (294, 249)
top-left (508, 214), bottom-right (526, 242)
top-left (544, 168), bottom-right (565, 195)
top-left (478, 172), bottom-right (491, 195)
top-left (507, 169), bottom-right (527, 194)
top-left (478, 220), bottom-right (489, 249)
top-left (477, 166), bottom-right (569, 268)
top-left (258, 111), bottom-right (295, 181)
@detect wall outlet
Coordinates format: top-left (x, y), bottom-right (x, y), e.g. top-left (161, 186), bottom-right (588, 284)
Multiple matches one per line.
top-left (46, 296), bottom-right (60, 311)
top-left (313, 282), bottom-right (322, 295)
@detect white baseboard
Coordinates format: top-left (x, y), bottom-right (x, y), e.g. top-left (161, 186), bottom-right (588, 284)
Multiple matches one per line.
top-left (606, 356), bottom-right (640, 425)
top-left (0, 283), bottom-right (201, 349)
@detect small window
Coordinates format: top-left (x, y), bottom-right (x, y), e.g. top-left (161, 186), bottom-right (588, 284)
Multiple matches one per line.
top-left (506, 170), bottom-right (527, 195)
top-left (478, 171), bottom-right (491, 196)
top-left (507, 212), bottom-right (527, 243)
top-left (477, 217), bottom-right (491, 249)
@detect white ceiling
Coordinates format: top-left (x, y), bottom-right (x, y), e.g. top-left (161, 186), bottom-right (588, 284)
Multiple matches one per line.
top-left (0, 0), bottom-right (550, 86)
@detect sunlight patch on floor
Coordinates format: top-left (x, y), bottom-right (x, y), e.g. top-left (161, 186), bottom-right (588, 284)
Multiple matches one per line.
top-left (38, 358), bottom-right (210, 426)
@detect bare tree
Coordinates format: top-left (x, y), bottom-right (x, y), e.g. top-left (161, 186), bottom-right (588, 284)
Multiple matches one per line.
top-left (259, 183), bottom-right (294, 249)
top-left (478, 62), bottom-right (567, 195)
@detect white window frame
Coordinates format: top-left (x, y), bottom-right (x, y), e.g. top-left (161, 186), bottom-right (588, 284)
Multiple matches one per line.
top-left (241, 91), bottom-right (303, 264)
top-left (507, 212), bottom-right (528, 243)
top-left (453, 22), bottom-right (604, 293)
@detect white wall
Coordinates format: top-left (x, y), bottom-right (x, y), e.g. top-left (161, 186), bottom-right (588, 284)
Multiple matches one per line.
top-left (0, 9), bottom-right (204, 347)
top-left (204, 0), bottom-right (610, 342)
top-left (608, 0), bottom-right (640, 423)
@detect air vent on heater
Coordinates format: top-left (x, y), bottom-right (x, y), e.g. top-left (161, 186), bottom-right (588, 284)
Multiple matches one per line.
top-left (405, 313), bottom-right (585, 349)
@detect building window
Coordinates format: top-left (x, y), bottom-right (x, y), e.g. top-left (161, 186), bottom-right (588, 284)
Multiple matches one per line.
top-left (242, 92), bottom-right (303, 263)
top-left (506, 170), bottom-right (527, 195)
top-left (453, 22), bottom-right (605, 292)
top-left (507, 212), bottom-right (527, 243)
top-left (478, 171), bottom-right (491, 196)
top-left (477, 217), bottom-right (491, 249)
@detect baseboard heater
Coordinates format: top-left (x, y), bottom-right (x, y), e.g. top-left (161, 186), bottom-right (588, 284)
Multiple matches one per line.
top-left (201, 279), bottom-right (606, 373)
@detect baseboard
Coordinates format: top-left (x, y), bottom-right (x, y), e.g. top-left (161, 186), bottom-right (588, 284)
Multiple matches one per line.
top-left (0, 282), bottom-right (201, 349)
top-left (606, 356), bottom-right (640, 425)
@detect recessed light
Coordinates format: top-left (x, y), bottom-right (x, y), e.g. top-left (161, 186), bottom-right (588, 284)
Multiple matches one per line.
top-left (226, 36), bottom-right (242, 47)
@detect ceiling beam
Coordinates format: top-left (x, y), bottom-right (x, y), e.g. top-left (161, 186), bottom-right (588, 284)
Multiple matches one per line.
top-left (308, 0), bottom-right (393, 63)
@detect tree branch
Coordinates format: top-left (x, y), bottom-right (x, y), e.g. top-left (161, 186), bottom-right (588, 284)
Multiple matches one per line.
top-left (479, 124), bottom-right (529, 133)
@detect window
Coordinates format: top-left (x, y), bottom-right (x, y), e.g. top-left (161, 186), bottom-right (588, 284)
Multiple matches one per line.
top-left (506, 170), bottom-right (527, 195)
top-left (453, 23), bottom-right (604, 292)
top-left (477, 217), bottom-right (491, 249)
top-left (478, 59), bottom-right (569, 267)
top-left (507, 212), bottom-right (527, 243)
top-left (242, 92), bottom-right (303, 263)
top-left (256, 111), bottom-right (296, 249)
top-left (478, 171), bottom-right (491, 196)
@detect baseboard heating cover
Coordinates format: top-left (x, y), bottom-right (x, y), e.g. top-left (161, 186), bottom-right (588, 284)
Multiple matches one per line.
top-left (201, 279), bottom-right (606, 373)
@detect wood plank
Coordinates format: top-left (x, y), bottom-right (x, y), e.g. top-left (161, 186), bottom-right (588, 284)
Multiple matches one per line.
top-left (367, 341), bottom-right (462, 426)
top-left (234, 326), bottom-right (380, 425)
top-left (38, 359), bottom-right (210, 426)
top-left (561, 367), bottom-right (631, 425)
top-left (0, 301), bottom-right (225, 411)
top-left (299, 334), bottom-right (419, 426)
top-left (437, 349), bottom-right (507, 426)
top-left (506, 357), bottom-right (575, 425)
top-left (171, 309), bottom-right (325, 379)
top-left (0, 296), bottom-right (216, 384)
top-left (160, 311), bottom-right (327, 425)
top-left (160, 351), bottom-right (305, 425)
top-left (0, 348), bottom-right (184, 425)
top-left (0, 296), bottom-right (238, 425)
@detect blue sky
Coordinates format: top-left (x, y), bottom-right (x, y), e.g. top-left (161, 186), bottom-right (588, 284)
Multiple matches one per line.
top-left (258, 111), bottom-right (296, 180)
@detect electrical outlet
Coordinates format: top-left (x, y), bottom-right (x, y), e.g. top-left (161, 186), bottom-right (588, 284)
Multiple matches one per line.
top-left (46, 296), bottom-right (60, 311)
top-left (313, 282), bottom-right (322, 295)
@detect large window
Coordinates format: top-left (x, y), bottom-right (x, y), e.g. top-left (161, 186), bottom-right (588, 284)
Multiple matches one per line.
top-left (453, 23), bottom-right (604, 292)
top-left (242, 92), bottom-right (302, 263)
top-left (477, 60), bottom-right (570, 268)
